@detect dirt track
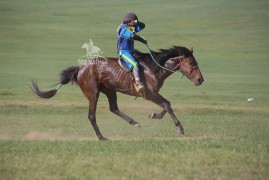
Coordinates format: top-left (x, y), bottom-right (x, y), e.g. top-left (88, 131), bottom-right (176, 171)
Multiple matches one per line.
top-left (0, 131), bottom-right (231, 141)
top-left (1, 100), bottom-right (268, 113)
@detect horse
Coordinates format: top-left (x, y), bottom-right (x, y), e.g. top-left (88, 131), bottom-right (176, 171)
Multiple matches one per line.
top-left (31, 46), bottom-right (204, 140)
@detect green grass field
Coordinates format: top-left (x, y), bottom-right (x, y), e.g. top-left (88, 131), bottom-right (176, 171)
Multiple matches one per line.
top-left (1, 0), bottom-right (269, 179)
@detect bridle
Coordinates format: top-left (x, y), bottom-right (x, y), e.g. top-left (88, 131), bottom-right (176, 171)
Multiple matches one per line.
top-left (178, 57), bottom-right (199, 78)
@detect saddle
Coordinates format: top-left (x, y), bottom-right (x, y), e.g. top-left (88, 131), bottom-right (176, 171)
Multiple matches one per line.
top-left (118, 58), bottom-right (131, 72)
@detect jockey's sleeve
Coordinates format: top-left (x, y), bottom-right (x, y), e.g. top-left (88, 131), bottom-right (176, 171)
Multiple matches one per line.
top-left (119, 22), bottom-right (145, 39)
top-left (119, 28), bottom-right (133, 39)
top-left (135, 22), bottom-right (145, 32)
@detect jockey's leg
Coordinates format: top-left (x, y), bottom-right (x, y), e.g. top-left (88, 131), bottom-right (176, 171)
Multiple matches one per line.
top-left (120, 50), bottom-right (144, 93)
top-left (119, 50), bottom-right (136, 70)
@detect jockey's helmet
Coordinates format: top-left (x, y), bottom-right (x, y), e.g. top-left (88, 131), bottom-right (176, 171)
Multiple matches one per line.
top-left (123, 12), bottom-right (138, 22)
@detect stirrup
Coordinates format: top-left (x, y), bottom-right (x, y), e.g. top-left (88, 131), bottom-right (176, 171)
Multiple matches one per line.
top-left (134, 82), bottom-right (144, 93)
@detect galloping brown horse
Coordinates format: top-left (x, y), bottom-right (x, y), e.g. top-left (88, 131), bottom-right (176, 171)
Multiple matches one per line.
top-left (32, 46), bottom-right (204, 140)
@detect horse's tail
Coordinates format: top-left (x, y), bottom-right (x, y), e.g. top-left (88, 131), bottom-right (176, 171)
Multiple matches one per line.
top-left (31, 66), bottom-right (80, 99)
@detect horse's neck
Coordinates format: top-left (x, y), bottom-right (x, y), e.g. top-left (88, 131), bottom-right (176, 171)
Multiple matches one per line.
top-left (142, 57), bottom-right (178, 92)
top-left (154, 57), bottom-right (179, 81)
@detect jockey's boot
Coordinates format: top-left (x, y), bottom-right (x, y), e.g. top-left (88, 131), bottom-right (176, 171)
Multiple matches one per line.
top-left (133, 68), bottom-right (144, 93)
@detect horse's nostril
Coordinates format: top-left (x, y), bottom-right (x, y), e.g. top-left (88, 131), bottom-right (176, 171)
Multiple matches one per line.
top-left (197, 78), bottom-right (204, 83)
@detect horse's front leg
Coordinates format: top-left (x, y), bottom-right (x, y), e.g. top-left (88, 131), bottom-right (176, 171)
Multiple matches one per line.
top-left (148, 93), bottom-right (184, 135)
top-left (149, 110), bottom-right (167, 119)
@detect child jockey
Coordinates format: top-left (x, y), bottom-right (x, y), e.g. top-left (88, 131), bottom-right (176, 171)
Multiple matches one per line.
top-left (117, 12), bottom-right (147, 93)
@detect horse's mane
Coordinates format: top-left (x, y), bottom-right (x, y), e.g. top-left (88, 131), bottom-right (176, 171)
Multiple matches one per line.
top-left (134, 46), bottom-right (193, 72)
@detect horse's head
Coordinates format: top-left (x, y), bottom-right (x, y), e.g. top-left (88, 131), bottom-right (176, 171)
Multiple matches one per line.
top-left (135, 46), bottom-right (204, 86)
top-left (177, 48), bottom-right (204, 86)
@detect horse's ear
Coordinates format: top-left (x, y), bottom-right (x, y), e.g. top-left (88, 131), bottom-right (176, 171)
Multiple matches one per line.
top-left (189, 47), bottom-right (193, 54)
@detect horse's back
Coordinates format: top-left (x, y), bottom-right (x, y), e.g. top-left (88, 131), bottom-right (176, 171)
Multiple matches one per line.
top-left (77, 57), bottom-right (132, 90)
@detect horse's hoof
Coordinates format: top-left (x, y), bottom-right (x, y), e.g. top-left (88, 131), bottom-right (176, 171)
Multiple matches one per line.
top-left (149, 112), bottom-right (157, 119)
top-left (98, 137), bottom-right (109, 141)
top-left (133, 123), bottom-right (141, 128)
top-left (177, 127), bottom-right (184, 135)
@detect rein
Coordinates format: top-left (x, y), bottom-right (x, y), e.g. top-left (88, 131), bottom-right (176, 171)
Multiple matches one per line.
top-left (146, 44), bottom-right (185, 78)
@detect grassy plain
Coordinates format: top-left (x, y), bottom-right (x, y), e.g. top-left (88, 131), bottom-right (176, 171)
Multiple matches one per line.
top-left (0, 0), bottom-right (269, 179)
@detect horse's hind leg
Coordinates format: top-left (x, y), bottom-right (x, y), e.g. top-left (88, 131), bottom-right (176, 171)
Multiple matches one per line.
top-left (87, 90), bottom-right (108, 141)
top-left (79, 80), bottom-right (108, 141)
top-left (102, 88), bottom-right (141, 128)
top-left (87, 91), bottom-right (108, 141)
